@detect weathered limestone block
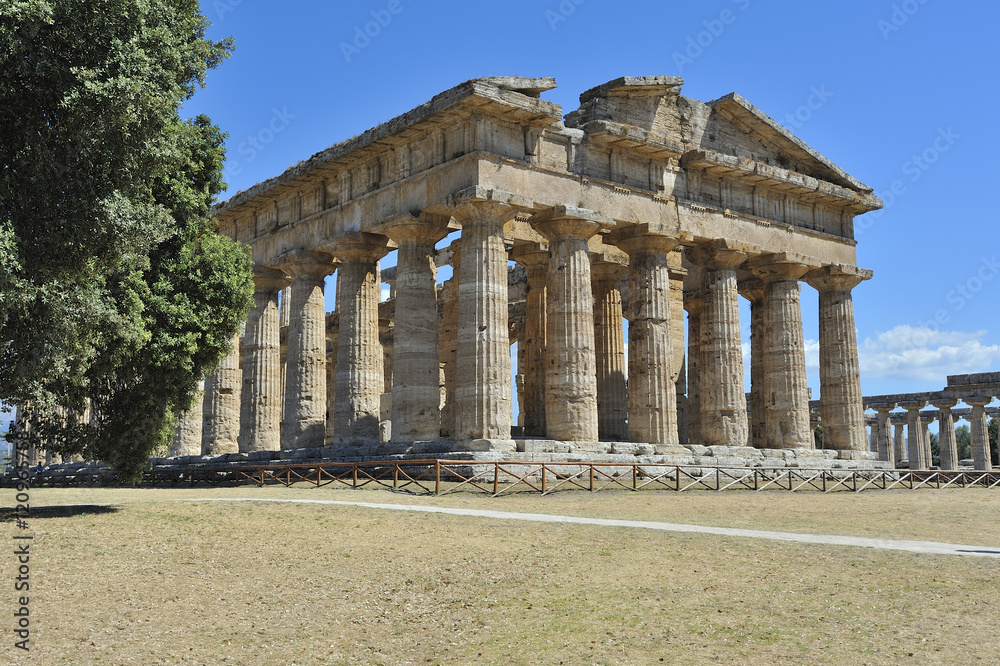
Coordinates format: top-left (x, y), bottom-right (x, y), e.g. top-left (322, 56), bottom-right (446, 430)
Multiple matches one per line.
top-left (170, 381), bottom-right (204, 457)
top-left (277, 250), bottom-right (336, 449)
top-left (893, 419), bottom-right (907, 464)
top-left (453, 199), bottom-right (515, 441)
top-left (377, 214), bottom-right (450, 443)
top-left (750, 254), bottom-right (814, 449)
top-left (920, 412), bottom-right (935, 467)
top-left (932, 400), bottom-right (958, 471)
top-left (687, 240), bottom-right (752, 447)
top-left (202, 333), bottom-right (241, 456)
top-left (326, 234), bottom-right (390, 446)
top-left (511, 243), bottom-right (550, 438)
top-left (868, 402), bottom-right (896, 466)
top-left (609, 224), bottom-right (680, 447)
top-left (239, 267), bottom-right (288, 452)
top-left (805, 265), bottom-right (872, 451)
top-left (533, 206), bottom-right (607, 442)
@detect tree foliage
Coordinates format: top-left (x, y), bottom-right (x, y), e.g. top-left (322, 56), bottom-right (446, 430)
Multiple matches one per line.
top-left (955, 424), bottom-right (971, 460)
top-left (1, 0), bottom-right (252, 480)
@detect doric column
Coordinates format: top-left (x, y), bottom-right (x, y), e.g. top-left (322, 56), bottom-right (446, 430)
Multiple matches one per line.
top-left (920, 412), bottom-right (935, 467)
top-left (202, 333), bottom-right (241, 456)
top-left (749, 255), bottom-right (813, 449)
top-left (967, 396), bottom-right (993, 471)
top-left (532, 207), bottom-right (608, 442)
top-left (932, 399), bottom-right (958, 470)
top-left (438, 242), bottom-right (460, 439)
top-left (325, 234), bottom-right (390, 446)
top-left (511, 243), bottom-right (550, 438)
top-left (687, 240), bottom-right (753, 447)
top-left (453, 200), bottom-right (515, 442)
top-left (739, 279), bottom-right (766, 449)
top-left (899, 400), bottom-right (927, 470)
top-left (869, 402), bottom-right (896, 466)
top-left (590, 257), bottom-right (628, 441)
top-left (684, 293), bottom-right (703, 445)
top-left (892, 418), bottom-right (907, 464)
top-left (325, 329), bottom-right (338, 445)
top-left (170, 380), bottom-right (204, 457)
top-left (805, 265), bottom-right (872, 451)
top-left (608, 224), bottom-right (681, 446)
top-left (276, 250), bottom-right (336, 450)
top-left (376, 214), bottom-right (450, 442)
top-left (239, 267), bottom-right (289, 452)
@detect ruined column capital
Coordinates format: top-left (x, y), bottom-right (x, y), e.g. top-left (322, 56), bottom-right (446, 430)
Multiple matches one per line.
top-left (747, 252), bottom-right (818, 283)
top-left (590, 257), bottom-right (628, 284)
top-left (510, 242), bottom-right (550, 275)
top-left (804, 264), bottom-right (874, 292)
top-left (325, 231), bottom-right (393, 264)
top-left (683, 290), bottom-right (703, 315)
top-left (252, 265), bottom-right (290, 291)
top-left (451, 198), bottom-right (518, 231)
top-left (275, 249), bottom-right (338, 279)
top-left (606, 223), bottom-right (680, 257)
top-left (737, 277), bottom-right (765, 304)
top-left (919, 412), bottom-right (937, 424)
top-left (374, 212), bottom-right (452, 248)
top-left (531, 205), bottom-right (612, 242)
top-left (685, 238), bottom-right (758, 269)
top-left (965, 395), bottom-right (994, 408)
top-left (898, 400), bottom-right (928, 411)
top-left (868, 402), bottom-right (898, 413)
top-left (930, 398), bottom-right (958, 410)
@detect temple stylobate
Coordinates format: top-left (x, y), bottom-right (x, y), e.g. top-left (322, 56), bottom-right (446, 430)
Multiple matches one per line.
top-left (194, 75), bottom-right (885, 467)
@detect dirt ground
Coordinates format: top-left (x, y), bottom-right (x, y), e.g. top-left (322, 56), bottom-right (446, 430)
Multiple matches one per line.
top-left (2, 484), bottom-right (999, 665)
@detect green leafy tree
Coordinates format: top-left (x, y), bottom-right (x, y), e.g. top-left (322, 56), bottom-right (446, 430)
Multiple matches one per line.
top-left (955, 424), bottom-right (972, 461)
top-left (929, 431), bottom-right (940, 466)
top-left (1, 1), bottom-right (252, 480)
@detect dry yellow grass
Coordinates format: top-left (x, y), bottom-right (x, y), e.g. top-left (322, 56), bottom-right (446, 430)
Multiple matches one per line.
top-left (2, 485), bottom-right (999, 664)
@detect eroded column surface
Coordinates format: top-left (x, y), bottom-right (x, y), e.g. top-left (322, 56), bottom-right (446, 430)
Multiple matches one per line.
top-left (893, 419), bottom-right (907, 464)
top-left (750, 255), bottom-right (813, 449)
top-left (327, 234), bottom-right (389, 446)
top-left (869, 403), bottom-right (896, 466)
top-left (806, 265), bottom-right (872, 452)
top-left (933, 400), bottom-right (958, 470)
top-left (740, 280), bottom-right (766, 449)
top-left (438, 242), bottom-right (460, 439)
top-left (920, 412), bottom-right (935, 467)
top-left (968, 397), bottom-right (993, 471)
top-left (533, 207), bottom-right (605, 442)
top-left (687, 240), bottom-right (751, 447)
top-left (453, 201), bottom-right (515, 443)
top-left (202, 333), bottom-right (241, 456)
top-left (170, 380), bottom-right (204, 457)
top-left (512, 243), bottom-right (550, 438)
top-left (378, 215), bottom-right (450, 443)
top-left (900, 402), bottom-right (927, 470)
top-left (277, 250), bottom-right (336, 450)
top-left (684, 294), bottom-right (703, 445)
top-left (239, 267), bottom-right (288, 452)
top-left (591, 258), bottom-right (627, 441)
top-left (610, 225), bottom-right (680, 447)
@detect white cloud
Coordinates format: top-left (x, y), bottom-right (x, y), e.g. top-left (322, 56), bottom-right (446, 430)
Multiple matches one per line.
top-left (857, 325), bottom-right (1000, 382)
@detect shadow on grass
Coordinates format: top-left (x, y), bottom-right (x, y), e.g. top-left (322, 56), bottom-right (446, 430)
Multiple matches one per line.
top-left (0, 504), bottom-right (120, 520)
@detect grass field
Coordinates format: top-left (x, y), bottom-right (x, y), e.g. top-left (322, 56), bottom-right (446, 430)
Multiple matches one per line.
top-left (2, 485), bottom-right (999, 664)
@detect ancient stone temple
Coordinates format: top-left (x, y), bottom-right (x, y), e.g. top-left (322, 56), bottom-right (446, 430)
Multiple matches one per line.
top-left (199, 75), bottom-right (887, 467)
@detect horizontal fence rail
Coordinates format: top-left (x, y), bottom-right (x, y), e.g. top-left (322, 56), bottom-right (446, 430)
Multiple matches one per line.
top-left (4, 461), bottom-right (1000, 495)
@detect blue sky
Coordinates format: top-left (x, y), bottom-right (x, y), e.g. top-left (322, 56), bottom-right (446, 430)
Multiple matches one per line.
top-left (12, 1), bottom-right (995, 428)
